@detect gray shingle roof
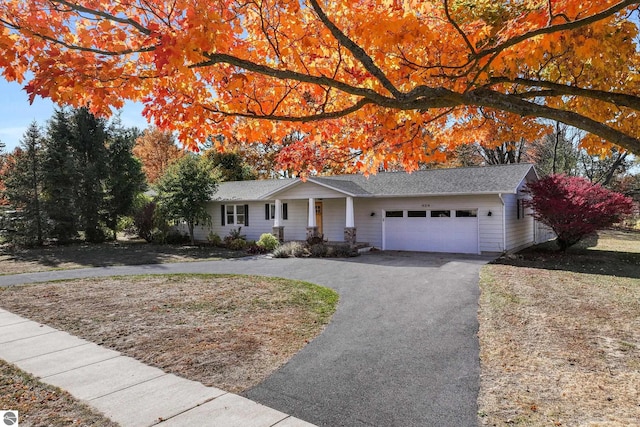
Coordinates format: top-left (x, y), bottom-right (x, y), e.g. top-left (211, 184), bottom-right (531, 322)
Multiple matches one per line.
top-left (313, 163), bottom-right (536, 197)
top-left (211, 164), bottom-right (536, 201)
top-left (211, 178), bottom-right (296, 201)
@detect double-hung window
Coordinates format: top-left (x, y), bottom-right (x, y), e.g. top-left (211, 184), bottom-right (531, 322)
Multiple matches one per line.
top-left (221, 204), bottom-right (249, 226)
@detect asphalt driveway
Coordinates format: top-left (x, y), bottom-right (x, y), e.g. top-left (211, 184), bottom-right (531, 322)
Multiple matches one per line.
top-left (0, 251), bottom-right (494, 426)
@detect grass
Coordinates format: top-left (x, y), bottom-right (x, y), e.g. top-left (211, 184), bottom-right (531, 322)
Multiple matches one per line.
top-left (0, 239), bottom-right (248, 275)
top-left (0, 274), bottom-right (338, 394)
top-left (478, 229), bottom-right (640, 426)
top-left (0, 360), bottom-right (117, 426)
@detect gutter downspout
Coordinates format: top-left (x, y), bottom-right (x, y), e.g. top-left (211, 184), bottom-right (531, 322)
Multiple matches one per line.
top-left (498, 193), bottom-right (506, 253)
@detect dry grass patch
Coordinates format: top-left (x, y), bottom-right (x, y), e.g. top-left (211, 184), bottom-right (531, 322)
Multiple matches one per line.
top-left (0, 241), bottom-right (247, 275)
top-left (0, 274), bottom-right (338, 393)
top-left (0, 359), bottom-right (117, 427)
top-left (478, 229), bottom-right (640, 426)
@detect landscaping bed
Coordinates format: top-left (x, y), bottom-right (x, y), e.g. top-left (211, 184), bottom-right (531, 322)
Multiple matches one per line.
top-left (478, 229), bottom-right (640, 426)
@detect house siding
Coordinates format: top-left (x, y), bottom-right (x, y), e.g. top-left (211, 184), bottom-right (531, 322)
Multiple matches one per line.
top-left (181, 192), bottom-right (529, 254)
top-left (503, 182), bottom-right (535, 252)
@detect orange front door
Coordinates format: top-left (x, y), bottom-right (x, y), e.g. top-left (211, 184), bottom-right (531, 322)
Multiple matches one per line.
top-left (315, 201), bottom-right (323, 235)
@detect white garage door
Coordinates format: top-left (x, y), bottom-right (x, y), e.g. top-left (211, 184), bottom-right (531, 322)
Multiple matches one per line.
top-left (383, 209), bottom-right (479, 254)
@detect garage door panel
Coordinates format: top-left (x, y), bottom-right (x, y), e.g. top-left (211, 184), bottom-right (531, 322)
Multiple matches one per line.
top-left (384, 211), bottom-right (478, 254)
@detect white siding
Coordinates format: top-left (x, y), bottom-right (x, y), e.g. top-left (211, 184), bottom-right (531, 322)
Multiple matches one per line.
top-left (353, 195), bottom-right (505, 252)
top-left (503, 183), bottom-right (535, 252)
top-left (183, 193), bottom-right (515, 253)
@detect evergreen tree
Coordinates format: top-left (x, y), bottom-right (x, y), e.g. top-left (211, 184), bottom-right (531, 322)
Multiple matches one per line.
top-left (42, 108), bottom-right (78, 243)
top-left (1, 122), bottom-right (45, 245)
top-left (70, 107), bottom-right (108, 243)
top-left (155, 155), bottom-right (218, 245)
top-left (104, 121), bottom-right (147, 240)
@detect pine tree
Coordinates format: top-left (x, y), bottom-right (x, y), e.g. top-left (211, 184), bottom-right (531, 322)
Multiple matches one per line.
top-left (42, 108), bottom-right (78, 243)
top-left (2, 122), bottom-right (45, 245)
top-left (70, 107), bottom-right (108, 243)
top-left (104, 120), bottom-right (147, 240)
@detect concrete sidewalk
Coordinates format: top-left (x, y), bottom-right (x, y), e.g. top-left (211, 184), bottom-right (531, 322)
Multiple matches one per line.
top-left (0, 308), bottom-right (314, 427)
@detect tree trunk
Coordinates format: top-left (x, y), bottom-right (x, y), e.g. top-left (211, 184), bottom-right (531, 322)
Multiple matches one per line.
top-left (188, 222), bottom-right (195, 245)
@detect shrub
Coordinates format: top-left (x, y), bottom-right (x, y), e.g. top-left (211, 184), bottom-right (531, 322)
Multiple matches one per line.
top-left (247, 243), bottom-right (269, 254)
top-left (309, 243), bottom-right (328, 257)
top-left (223, 227), bottom-right (246, 246)
top-left (306, 234), bottom-right (325, 246)
top-left (331, 243), bottom-right (358, 257)
top-left (226, 238), bottom-right (248, 251)
top-left (207, 231), bottom-right (223, 247)
top-left (257, 233), bottom-right (280, 251)
top-left (272, 241), bottom-right (307, 258)
top-left (133, 201), bottom-right (156, 242)
top-left (525, 174), bottom-right (634, 250)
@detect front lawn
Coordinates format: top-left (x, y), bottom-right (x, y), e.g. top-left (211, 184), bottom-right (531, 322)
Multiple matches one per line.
top-left (0, 274), bottom-right (338, 395)
top-left (478, 229), bottom-right (640, 425)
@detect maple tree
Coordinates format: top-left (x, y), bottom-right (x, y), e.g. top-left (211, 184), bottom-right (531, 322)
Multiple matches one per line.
top-left (2, 1), bottom-right (640, 173)
top-left (133, 127), bottom-right (184, 184)
top-left (525, 174), bottom-right (633, 250)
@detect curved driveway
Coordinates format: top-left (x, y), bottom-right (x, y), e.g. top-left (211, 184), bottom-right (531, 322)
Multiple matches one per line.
top-left (0, 251), bottom-right (493, 426)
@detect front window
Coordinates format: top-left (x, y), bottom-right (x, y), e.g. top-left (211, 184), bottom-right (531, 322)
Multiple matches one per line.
top-left (226, 205), bottom-right (245, 225)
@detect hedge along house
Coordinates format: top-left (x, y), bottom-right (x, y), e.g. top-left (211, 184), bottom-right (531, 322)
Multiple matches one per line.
top-left (189, 163), bottom-right (552, 254)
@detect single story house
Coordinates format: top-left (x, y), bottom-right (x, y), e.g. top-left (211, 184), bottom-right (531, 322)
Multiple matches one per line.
top-left (188, 163), bottom-right (554, 254)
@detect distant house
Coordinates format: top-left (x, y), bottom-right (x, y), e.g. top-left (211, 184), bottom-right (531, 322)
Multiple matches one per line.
top-left (188, 163), bottom-right (554, 254)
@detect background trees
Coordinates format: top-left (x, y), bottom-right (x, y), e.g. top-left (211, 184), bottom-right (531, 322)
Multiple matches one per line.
top-left (42, 109), bottom-right (78, 243)
top-left (133, 128), bottom-right (184, 184)
top-left (1, 122), bottom-right (45, 245)
top-left (0, 108), bottom-right (146, 246)
top-left (104, 121), bottom-right (147, 241)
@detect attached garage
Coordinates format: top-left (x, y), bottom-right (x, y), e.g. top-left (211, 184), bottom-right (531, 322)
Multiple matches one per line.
top-left (383, 209), bottom-right (479, 254)
top-left (187, 163), bottom-right (549, 254)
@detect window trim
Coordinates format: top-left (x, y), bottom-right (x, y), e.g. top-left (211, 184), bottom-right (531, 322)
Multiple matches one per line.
top-left (265, 203), bottom-right (288, 220)
top-left (223, 204), bottom-right (249, 226)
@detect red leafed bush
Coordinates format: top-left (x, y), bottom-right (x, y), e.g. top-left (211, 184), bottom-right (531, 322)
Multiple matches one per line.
top-left (524, 174), bottom-right (634, 250)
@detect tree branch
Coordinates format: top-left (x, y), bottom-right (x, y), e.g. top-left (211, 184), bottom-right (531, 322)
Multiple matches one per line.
top-left (464, 88), bottom-right (640, 153)
top-left (202, 97), bottom-right (373, 122)
top-left (476, 0), bottom-right (640, 59)
top-left (489, 77), bottom-right (640, 111)
top-left (307, 0), bottom-right (401, 99)
top-left (49, 0), bottom-right (152, 35)
top-left (193, 52), bottom-right (396, 106)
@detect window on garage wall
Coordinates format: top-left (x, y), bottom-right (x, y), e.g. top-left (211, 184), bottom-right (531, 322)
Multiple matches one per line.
top-left (455, 209), bottom-right (478, 217)
top-left (430, 210), bottom-right (451, 217)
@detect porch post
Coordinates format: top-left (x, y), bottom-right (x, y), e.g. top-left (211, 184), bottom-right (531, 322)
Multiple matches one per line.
top-left (306, 197), bottom-right (319, 239)
top-left (272, 199), bottom-right (284, 242)
top-left (344, 196), bottom-right (357, 245)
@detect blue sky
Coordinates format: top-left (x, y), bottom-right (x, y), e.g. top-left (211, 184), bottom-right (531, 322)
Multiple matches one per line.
top-left (0, 79), bottom-right (150, 152)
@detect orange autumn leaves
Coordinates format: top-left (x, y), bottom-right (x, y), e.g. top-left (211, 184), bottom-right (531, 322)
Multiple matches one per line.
top-left (1, 0), bottom-right (639, 173)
